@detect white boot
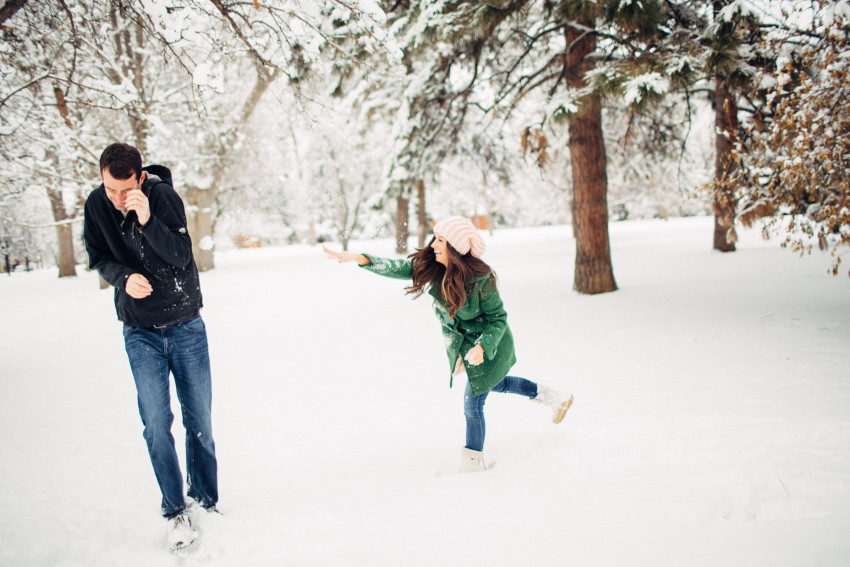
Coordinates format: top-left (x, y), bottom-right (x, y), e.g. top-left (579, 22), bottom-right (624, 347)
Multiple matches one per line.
top-left (168, 512), bottom-right (198, 552)
top-left (458, 447), bottom-right (489, 473)
top-left (533, 384), bottom-right (574, 424)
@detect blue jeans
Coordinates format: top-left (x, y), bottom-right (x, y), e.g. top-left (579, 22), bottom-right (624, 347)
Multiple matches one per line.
top-left (463, 376), bottom-right (538, 451)
top-left (123, 315), bottom-right (218, 518)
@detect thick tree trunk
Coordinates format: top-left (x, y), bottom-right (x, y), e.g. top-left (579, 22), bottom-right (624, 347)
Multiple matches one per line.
top-left (48, 88), bottom-right (78, 278)
top-left (712, 77), bottom-right (738, 252)
top-left (565, 26), bottom-right (617, 294)
top-left (395, 195), bottom-right (409, 254)
top-left (55, 224), bottom-right (76, 277)
top-left (415, 179), bottom-right (428, 249)
top-left (186, 186), bottom-right (215, 272)
top-left (46, 188), bottom-right (76, 277)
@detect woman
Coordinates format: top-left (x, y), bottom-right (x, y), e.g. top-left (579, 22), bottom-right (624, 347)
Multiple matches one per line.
top-left (323, 216), bottom-right (573, 472)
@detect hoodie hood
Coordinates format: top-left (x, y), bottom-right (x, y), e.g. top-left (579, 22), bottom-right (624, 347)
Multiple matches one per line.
top-left (142, 164), bottom-right (173, 187)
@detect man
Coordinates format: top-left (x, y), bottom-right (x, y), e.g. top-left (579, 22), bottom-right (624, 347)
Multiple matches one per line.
top-left (84, 143), bottom-right (218, 551)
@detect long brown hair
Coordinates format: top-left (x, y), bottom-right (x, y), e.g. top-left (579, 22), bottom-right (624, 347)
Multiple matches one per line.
top-left (406, 237), bottom-right (496, 317)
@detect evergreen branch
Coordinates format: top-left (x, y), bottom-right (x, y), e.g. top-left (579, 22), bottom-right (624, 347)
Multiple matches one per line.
top-left (662, 0), bottom-right (705, 30)
top-left (518, 69), bottom-right (564, 103)
top-left (495, 21), bottom-right (605, 109)
top-left (757, 22), bottom-right (824, 41)
top-left (495, 53), bottom-right (562, 106)
top-left (502, 23), bottom-right (567, 84)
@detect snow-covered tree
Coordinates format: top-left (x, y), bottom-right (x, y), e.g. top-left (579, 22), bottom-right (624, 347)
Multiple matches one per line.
top-left (137, 0), bottom-right (392, 270)
top-left (0, 193), bottom-right (49, 274)
top-left (0, 1), bottom-right (113, 277)
top-left (733, 1), bottom-right (850, 276)
top-left (692, 0), bottom-right (768, 252)
top-left (356, 1), bottom-right (518, 253)
top-left (1, 0), bottom-right (394, 273)
top-left (299, 94), bottom-right (392, 251)
top-left (482, 0), bottom-right (704, 293)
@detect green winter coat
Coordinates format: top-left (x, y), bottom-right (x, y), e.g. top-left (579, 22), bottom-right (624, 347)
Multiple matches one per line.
top-left (360, 254), bottom-right (516, 397)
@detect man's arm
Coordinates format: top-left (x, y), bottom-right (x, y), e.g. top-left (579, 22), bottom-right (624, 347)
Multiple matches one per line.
top-left (137, 184), bottom-right (194, 268)
top-left (84, 199), bottom-right (135, 289)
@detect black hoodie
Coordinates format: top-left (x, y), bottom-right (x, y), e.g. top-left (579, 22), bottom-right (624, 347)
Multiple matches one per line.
top-left (84, 165), bottom-right (203, 328)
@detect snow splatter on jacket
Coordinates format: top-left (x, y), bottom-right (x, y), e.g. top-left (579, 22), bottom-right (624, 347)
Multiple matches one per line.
top-left (84, 165), bottom-right (203, 328)
top-left (360, 254), bottom-right (516, 397)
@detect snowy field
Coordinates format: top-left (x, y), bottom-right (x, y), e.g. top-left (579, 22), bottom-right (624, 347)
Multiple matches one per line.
top-left (1, 216), bottom-right (848, 567)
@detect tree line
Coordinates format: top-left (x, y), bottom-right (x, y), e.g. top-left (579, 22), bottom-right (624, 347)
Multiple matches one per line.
top-left (1, 0), bottom-right (846, 288)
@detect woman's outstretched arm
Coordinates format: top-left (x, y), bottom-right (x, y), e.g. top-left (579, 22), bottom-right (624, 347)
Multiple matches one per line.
top-left (322, 246), bottom-right (371, 266)
top-left (324, 246), bottom-right (413, 280)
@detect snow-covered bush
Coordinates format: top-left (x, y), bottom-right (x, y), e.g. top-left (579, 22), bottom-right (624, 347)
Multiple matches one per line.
top-left (733, 3), bottom-right (850, 276)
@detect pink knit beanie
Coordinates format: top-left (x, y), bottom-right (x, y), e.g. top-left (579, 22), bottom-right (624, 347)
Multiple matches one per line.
top-left (433, 216), bottom-right (486, 258)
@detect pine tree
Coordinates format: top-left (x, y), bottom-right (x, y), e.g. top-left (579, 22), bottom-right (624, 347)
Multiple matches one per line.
top-left (486, 0), bottom-right (689, 293)
top-left (377, 1), bottom-right (520, 253)
top-left (699, 0), bottom-right (766, 252)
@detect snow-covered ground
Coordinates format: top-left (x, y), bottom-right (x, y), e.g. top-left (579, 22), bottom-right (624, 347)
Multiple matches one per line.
top-left (1, 216), bottom-right (848, 567)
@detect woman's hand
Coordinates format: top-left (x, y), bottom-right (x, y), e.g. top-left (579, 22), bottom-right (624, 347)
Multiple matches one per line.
top-left (323, 245), bottom-right (371, 266)
top-left (465, 344), bottom-right (484, 366)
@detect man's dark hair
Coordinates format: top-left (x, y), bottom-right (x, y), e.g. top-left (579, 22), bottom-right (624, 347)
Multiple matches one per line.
top-left (99, 143), bottom-right (142, 180)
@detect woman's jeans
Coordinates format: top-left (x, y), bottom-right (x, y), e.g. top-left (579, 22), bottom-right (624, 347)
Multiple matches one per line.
top-left (123, 315), bottom-right (218, 518)
top-left (464, 376), bottom-right (538, 452)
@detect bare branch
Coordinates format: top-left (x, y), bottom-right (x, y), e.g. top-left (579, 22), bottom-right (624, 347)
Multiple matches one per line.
top-left (0, 73), bottom-right (51, 112)
top-left (0, 0), bottom-right (28, 26)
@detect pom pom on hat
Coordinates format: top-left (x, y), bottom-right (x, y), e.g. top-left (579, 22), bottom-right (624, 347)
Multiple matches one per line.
top-left (433, 216), bottom-right (486, 258)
